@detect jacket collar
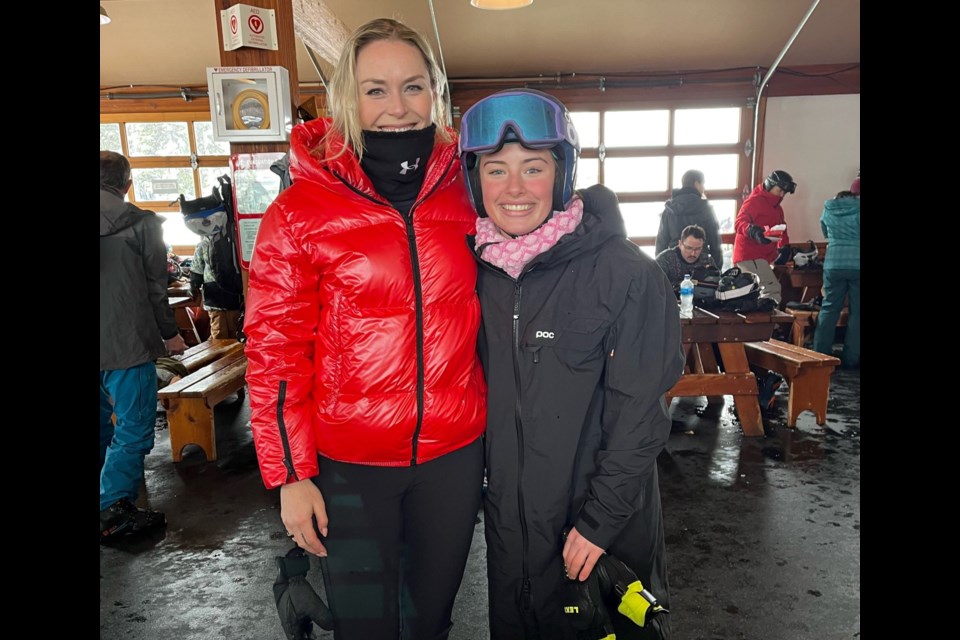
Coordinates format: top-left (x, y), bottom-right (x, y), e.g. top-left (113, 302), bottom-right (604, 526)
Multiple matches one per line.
top-left (289, 119), bottom-right (458, 205)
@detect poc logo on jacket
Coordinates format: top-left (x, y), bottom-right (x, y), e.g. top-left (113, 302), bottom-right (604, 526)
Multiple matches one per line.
top-left (533, 330), bottom-right (558, 343)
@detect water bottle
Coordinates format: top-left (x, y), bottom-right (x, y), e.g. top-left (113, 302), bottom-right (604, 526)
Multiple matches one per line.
top-left (679, 274), bottom-right (694, 319)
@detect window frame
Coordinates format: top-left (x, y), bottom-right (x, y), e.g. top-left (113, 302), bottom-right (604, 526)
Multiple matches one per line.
top-left (101, 112), bottom-right (231, 253)
top-left (100, 112), bottom-right (231, 211)
top-left (566, 99), bottom-right (751, 244)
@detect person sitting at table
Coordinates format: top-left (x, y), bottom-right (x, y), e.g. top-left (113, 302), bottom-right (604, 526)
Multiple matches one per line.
top-left (654, 170), bottom-right (723, 269)
top-left (732, 170), bottom-right (796, 304)
top-left (655, 224), bottom-right (716, 292)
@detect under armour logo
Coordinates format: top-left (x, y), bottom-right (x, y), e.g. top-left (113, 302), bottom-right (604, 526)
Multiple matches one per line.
top-left (400, 157), bottom-right (421, 175)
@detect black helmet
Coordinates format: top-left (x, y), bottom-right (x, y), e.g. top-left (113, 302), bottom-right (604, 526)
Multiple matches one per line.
top-left (715, 268), bottom-right (778, 312)
top-left (763, 170), bottom-right (797, 194)
top-left (716, 267), bottom-right (760, 302)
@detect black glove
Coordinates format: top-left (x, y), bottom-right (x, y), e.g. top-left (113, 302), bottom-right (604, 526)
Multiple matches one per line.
top-left (774, 245), bottom-right (792, 265)
top-left (558, 573), bottom-right (615, 640)
top-left (274, 546), bottom-right (334, 639)
top-left (189, 272), bottom-right (204, 298)
top-left (747, 224), bottom-right (772, 245)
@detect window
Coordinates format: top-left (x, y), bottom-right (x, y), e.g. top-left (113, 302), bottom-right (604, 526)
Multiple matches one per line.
top-left (100, 114), bottom-right (230, 250)
top-left (570, 106), bottom-right (747, 245)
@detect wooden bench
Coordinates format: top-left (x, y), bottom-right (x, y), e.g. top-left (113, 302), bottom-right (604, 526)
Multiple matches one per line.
top-left (783, 308), bottom-right (848, 347)
top-left (158, 346), bottom-right (247, 462)
top-left (178, 338), bottom-right (244, 373)
top-left (743, 339), bottom-right (840, 428)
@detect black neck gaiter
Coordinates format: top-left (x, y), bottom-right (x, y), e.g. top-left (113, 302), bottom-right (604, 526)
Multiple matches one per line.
top-left (360, 125), bottom-right (436, 213)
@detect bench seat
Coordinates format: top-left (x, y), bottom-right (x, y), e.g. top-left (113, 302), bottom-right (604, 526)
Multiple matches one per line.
top-left (178, 339), bottom-right (244, 373)
top-left (743, 339), bottom-right (840, 427)
top-left (159, 348), bottom-right (247, 462)
top-left (783, 307), bottom-right (849, 347)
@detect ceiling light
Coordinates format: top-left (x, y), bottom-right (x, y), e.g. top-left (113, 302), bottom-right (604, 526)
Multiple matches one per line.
top-left (100, 4), bottom-right (111, 25)
top-left (470, 0), bottom-right (534, 10)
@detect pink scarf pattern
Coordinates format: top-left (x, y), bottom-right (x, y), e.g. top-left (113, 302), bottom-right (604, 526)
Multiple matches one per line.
top-left (475, 198), bottom-right (584, 279)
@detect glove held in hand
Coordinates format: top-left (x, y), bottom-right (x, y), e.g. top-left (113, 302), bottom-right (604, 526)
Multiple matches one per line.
top-left (274, 546), bottom-right (334, 639)
top-left (747, 224), bottom-right (772, 245)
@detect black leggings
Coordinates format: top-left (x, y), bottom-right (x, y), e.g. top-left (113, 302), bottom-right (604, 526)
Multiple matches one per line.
top-left (314, 439), bottom-right (483, 640)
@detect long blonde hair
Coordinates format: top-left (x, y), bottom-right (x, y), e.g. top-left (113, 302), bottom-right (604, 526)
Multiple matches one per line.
top-left (324, 18), bottom-right (451, 159)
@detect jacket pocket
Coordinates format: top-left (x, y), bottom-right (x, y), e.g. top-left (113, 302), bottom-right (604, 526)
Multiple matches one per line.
top-left (556, 316), bottom-right (606, 352)
top-left (524, 316), bottom-right (606, 368)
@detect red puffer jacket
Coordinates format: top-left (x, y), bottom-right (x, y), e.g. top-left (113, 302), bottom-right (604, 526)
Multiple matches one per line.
top-left (245, 119), bottom-right (486, 488)
top-left (732, 183), bottom-right (791, 263)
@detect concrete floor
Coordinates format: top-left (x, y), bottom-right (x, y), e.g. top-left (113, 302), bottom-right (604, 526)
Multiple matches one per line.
top-left (100, 369), bottom-right (860, 640)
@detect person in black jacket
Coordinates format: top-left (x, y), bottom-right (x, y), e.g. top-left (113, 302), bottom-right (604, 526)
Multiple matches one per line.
top-left (654, 169), bottom-right (723, 269)
top-left (461, 90), bottom-right (684, 639)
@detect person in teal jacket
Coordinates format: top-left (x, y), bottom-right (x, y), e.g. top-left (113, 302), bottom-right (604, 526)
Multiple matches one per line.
top-left (813, 191), bottom-right (860, 367)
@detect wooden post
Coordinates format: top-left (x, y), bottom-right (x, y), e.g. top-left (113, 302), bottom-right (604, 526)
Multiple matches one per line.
top-left (213, 0), bottom-right (300, 156)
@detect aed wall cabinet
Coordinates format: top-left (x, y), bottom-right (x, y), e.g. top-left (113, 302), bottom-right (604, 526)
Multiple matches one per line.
top-left (206, 66), bottom-right (292, 143)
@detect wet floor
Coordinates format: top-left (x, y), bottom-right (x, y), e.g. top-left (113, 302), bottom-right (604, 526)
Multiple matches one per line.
top-left (100, 370), bottom-right (860, 639)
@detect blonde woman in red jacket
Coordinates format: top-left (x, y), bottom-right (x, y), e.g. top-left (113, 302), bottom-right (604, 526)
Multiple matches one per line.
top-left (244, 19), bottom-right (486, 640)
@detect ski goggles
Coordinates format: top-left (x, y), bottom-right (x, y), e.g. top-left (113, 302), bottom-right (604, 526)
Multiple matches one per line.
top-left (460, 90), bottom-right (578, 154)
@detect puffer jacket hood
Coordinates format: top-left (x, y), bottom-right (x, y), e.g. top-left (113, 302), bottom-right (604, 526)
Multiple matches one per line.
top-left (665, 186), bottom-right (703, 211)
top-left (287, 119), bottom-right (456, 206)
top-left (244, 118), bottom-right (486, 488)
top-left (823, 196), bottom-right (859, 217)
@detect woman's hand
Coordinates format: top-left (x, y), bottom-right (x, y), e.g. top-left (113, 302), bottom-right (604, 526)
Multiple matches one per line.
top-left (563, 527), bottom-right (605, 581)
top-left (280, 478), bottom-right (329, 557)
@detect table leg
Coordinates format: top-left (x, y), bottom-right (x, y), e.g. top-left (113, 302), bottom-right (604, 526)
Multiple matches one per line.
top-left (694, 343), bottom-right (724, 404)
top-left (174, 306), bottom-right (201, 346)
top-left (717, 342), bottom-right (764, 436)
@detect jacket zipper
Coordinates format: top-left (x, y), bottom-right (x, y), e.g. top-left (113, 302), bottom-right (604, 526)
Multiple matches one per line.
top-left (276, 381), bottom-right (299, 483)
top-left (511, 280), bottom-right (533, 612)
top-left (331, 154), bottom-right (455, 466)
top-left (403, 215), bottom-right (426, 465)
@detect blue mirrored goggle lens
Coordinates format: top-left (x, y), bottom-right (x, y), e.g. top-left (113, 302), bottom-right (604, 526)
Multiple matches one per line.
top-left (461, 93), bottom-right (566, 153)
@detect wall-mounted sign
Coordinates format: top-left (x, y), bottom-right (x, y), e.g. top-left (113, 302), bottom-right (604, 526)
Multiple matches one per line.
top-left (230, 152), bottom-right (286, 270)
top-left (220, 4), bottom-right (278, 52)
top-left (151, 179), bottom-right (180, 195)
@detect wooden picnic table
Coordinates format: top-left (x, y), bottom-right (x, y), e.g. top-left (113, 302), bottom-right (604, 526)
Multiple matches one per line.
top-left (667, 307), bottom-right (794, 436)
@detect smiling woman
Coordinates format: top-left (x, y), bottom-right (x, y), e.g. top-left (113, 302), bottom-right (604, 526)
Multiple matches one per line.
top-left (479, 145), bottom-right (556, 236)
top-left (462, 89), bottom-right (683, 639)
top-left (242, 17), bottom-right (486, 640)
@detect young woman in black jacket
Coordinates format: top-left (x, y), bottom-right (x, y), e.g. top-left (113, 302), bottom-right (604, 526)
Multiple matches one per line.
top-left (461, 90), bottom-right (684, 639)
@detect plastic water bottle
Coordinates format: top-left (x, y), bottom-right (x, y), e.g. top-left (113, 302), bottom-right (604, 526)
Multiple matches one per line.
top-left (679, 274), bottom-right (694, 319)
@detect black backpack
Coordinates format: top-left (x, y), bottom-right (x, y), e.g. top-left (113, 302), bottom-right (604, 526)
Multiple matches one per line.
top-left (179, 176), bottom-right (243, 310)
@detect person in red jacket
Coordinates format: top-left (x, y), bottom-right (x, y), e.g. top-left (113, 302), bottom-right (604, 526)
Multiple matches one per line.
top-left (732, 170), bottom-right (796, 304)
top-left (243, 18), bottom-right (486, 640)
